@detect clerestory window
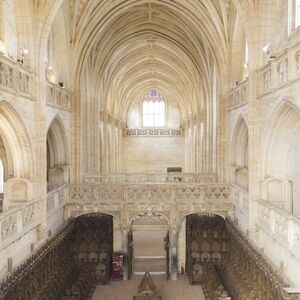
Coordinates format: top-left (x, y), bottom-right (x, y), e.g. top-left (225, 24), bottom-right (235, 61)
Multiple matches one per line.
top-left (142, 90), bottom-right (165, 127)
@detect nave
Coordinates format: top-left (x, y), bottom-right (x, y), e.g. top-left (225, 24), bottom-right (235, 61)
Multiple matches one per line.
top-left (91, 275), bottom-right (205, 300)
top-left (0, 213), bottom-right (291, 300)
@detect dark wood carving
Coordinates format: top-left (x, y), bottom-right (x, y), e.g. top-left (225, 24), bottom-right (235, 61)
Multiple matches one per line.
top-left (218, 219), bottom-right (290, 300)
top-left (186, 213), bottom-right (227, 281)
top-left (0, 213), bottom-right (113, 300)
top-left (186, 214), bottom-right (292, 300)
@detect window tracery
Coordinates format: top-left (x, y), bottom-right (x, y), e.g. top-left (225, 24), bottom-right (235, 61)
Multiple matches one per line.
top-left (142, 89), bottom-right (165, 128)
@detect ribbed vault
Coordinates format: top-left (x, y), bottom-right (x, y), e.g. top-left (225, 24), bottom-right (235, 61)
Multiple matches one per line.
top-left (70, 0), bottom-right (240, 120)
top-left (42, 0), bottom-right (247, 176)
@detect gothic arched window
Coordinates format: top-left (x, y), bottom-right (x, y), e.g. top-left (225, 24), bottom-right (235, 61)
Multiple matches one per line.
top-left (142, 90), bottom-right (165, 127)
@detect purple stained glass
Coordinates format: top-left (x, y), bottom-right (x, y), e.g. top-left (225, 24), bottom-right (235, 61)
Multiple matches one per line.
top-left (145, 90), bottom-right (164, 102)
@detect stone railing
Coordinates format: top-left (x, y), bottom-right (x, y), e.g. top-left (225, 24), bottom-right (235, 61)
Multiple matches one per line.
top-left (0, 55), bottom-right (33, 98)
top-left (232, 184), bottom-right (249, 215)
top-left (69, 184), bottom-right (230, 203)
top-left (66, 183), bottom-right (233, 225)
top-left (126, 128), bottom-right (183, 136)
top-left (256, 199), bottom-right (300, 258)
top-left (47, 185), bottom-right (66, 216)
top-left (83, 173), bottom-right (218, 184)
top-left (46, 80), bottom-right (71, 111)
top-left (258, 44), bottom-right (300, 96)
top-left (228, 78), bottom-right (249, 110)
top-left (0, 199), bottom-right (40, 249)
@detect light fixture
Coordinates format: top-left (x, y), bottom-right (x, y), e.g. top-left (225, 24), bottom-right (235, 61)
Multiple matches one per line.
top-left (262, 43), bottom-right (276, 59)
top-left (46, 65), bottom-right (54, 77)
top-left (18, 48), bottom-right (29, 64)
top-left (262, 43), bottom-right (271, 54)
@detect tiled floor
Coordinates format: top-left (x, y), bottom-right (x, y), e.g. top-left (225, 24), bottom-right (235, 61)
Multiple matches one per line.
top-left (92, 275), bottom-right (206, 300)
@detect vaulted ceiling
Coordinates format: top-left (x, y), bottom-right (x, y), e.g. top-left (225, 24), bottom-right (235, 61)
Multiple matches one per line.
top-left (53, 0), bottom-right (244, 120)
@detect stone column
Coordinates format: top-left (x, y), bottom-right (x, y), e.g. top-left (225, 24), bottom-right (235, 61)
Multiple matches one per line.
top-left (122, 226), bottom-right (130, 280)
top-left (169, 227), bottom-right (179, 280)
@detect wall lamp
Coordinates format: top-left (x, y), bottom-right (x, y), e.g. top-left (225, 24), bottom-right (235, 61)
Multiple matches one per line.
top-left (18, 48), bottom-right (29, 64)
top-left (262, 43), bottom-right (276, 59)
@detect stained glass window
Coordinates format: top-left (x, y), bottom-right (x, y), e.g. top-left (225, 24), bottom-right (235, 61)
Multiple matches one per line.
top-left (143, 90), bottom-right (165, 127)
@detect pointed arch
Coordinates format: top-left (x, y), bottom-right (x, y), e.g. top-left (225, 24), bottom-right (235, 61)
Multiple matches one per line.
top-left (47, 115), bottom-right (69, 167)
top-left (0, 101), bottom-right (33, 179)
top-left (47, 115), bottom-right (70, 190)
top-left (262, 99), bottom-right (300, 214)
top-left (230, 115), bottom-right (249, 190)
top-left (262, 99), bottom-right (300, 178)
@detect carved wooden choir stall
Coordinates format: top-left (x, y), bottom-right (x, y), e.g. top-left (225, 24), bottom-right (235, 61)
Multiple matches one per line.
top-left (0, 213), bottom-right (113, 300)
top-left (186, 214), bottom-right (292, 300)
top-left (0, 213), bottom-right (297, 300)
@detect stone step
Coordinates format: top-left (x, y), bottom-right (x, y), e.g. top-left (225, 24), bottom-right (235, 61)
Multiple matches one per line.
top-left (133, 256), bottom-right (166, 275)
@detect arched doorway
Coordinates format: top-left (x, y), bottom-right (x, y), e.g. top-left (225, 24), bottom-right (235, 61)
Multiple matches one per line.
top-left (183, 213), bottom-right (229, 298)
top-left (73, 213), bottom-right (114, 283)
top-left (130, 212), bottom-right (169, 278)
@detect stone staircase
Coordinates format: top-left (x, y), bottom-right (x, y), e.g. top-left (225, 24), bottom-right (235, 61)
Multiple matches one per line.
top-left (133, 256), bottom-right (166, 276)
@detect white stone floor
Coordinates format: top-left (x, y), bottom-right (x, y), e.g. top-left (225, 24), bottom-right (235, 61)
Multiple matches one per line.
top-left (92, 275), bottom-right (206, 300)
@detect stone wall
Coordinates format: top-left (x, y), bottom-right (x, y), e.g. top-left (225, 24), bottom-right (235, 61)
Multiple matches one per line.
top-left (122, 136), bottom-right (185, 173)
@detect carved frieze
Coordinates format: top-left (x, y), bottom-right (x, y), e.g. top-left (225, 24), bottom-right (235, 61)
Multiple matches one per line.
top-left (126, 128), bottom-right (182, 136)
top-left (0, 58), bottom-right (32, 97)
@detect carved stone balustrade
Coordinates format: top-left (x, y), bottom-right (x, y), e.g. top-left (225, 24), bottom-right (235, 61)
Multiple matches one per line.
top-left (0, 200), bottom-right (40, 249)
top-left (0, 55), bottom-right (33, 99)
top-left (256, 199), bottom-right (300, 258)
top-left (46, 80), bottom-right (71, 111)
top-left (228, 79), bottom-right (249, 110)
top-left (66, 183), bottom-right (233, 226)
top-left (257, 46), bottom-right (300, 96)
top-left (47, 185), bottom-right (66, 216)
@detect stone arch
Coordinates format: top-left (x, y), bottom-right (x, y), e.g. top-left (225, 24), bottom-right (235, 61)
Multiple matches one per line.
top-left (0, 101), bottom-right (33, 209)
top-left (75, 211), bottom-right (121, 224)
top-left (262, 100), bottom-right (300, 214)
top-left (177, 211), bottom-right (226, 229)
top-left (183, 213), bottom-right (227, 275)
top-left (73, 212), bottom-right (114, 269)
top-left (0, 101), bottom-right (33, 179)
top-left (230, 115), bottom-right (249, 190)
top-left (46, 115), bottom-right (69, 190)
